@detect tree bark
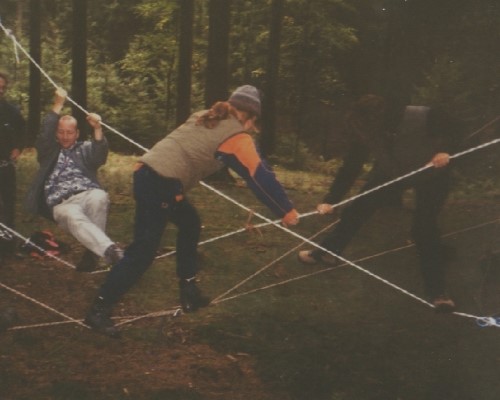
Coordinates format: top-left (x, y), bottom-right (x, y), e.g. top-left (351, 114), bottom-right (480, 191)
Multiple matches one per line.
top-left (28, 0), bottom-right (41, 144)
top-left (261, 0), bottom-right (284, 157)
top-left (204, 0), bottom-right (231, 108)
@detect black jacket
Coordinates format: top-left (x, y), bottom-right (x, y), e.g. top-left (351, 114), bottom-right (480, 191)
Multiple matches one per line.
top-left (0, 100), bottom-right (26, 161)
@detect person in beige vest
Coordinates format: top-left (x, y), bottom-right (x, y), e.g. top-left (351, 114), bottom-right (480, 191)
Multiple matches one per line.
top-left (85, 85), bottom-right (300, 337)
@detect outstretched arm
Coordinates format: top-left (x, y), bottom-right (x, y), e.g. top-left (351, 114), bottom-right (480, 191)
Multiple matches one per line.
top-left (216, 133), bottom-right (299, 226)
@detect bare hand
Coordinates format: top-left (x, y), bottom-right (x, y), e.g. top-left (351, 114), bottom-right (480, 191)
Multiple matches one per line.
top-left (53, 88), bottom-right (67, 112)
top-left (55, 87), bottom-right (67, 99)
top-left (282, 209), bottom-right (300, 227)
top-left (316, 203), bottom-right (334, 215)
top-left (427, 152), bottom-right (450, 168)
top-left (10, 148), bottom-right (21, 161)
top-left (86, 113), bottom-right (102, 129)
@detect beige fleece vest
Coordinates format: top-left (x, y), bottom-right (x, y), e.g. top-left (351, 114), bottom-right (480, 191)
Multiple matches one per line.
top-left (140, 111), bottom-right (245, 190)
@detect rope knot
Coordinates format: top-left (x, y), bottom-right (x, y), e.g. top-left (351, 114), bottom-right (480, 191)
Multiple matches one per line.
top-left (476, 316), bottom-right (500, 328)
top-left (245, 210), bottom-right (263, 238)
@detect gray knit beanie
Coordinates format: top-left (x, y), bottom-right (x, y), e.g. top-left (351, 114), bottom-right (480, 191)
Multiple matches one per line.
top-left (228, 85), bottom-right (261, 117)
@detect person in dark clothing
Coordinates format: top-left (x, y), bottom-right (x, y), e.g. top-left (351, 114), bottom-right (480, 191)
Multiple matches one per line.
top-left (298, 94), bottom-right (463, 312)
top-left (0, 71), bottom-right (26, 263)
top-left (84, 85), bottom-right (300, 337)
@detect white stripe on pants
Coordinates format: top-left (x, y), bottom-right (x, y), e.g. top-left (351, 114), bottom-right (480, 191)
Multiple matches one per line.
top-left (52, 188), bottom-right (113, 257)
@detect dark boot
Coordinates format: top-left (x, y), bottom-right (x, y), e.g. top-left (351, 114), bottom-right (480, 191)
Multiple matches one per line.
top-left (179, 278), bottom-right (210, 313)
top-left (76, 249), bottom-right (100, 272)
top-left (84, 297), bottom-right (120, 338)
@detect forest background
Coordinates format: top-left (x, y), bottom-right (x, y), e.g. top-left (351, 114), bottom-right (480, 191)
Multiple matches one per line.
top-left (1, 1), bottom-right (500, 400)
top-left (0, 0), bottom-right (498, 168)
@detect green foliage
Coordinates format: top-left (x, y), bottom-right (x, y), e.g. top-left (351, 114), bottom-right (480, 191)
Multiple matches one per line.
top-left (7, 149), bottom-right (500, 400)
top-left (0, 0), bottom-right (498, 162)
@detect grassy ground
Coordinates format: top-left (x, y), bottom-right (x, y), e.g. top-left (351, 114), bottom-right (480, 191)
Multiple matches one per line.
top-left (1, 149), bottom-right (500, 399)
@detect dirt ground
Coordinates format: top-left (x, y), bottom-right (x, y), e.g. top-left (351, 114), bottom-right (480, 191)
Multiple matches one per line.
top-left (0, 259), bottom-right (292, 400)
top-left (0, 249), bottom-right (293, 400)
top-left (1, 197), bottom-right (500, 400)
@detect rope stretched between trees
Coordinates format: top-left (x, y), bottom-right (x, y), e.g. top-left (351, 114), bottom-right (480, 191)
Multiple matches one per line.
top-left (1, 19), bottom-right (500, 329)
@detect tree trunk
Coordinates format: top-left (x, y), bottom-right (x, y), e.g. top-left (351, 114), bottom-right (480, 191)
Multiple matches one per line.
top-left (28, 0), bottom-right (41, 144)
top-left (260, 0), bottom-right (284, 157)
top-left (71, 0), bottom-right (88, 135)
top-left (176, 0), bottom-right (194, 126)
top-left (204, 0), bottom-right (231, 108)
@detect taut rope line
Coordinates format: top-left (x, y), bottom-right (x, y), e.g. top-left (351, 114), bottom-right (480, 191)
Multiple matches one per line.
top-left (0, 222), bottom-right (77, 269)
top-left (1, 19), bottom-right (500, 328)
top-left (0, 281), bottom-right (87, 328)
top-left (0, 19), bottom-right (149, 153)
top-left (2, 19), bottom-right (500, 248)
top-left (6, 216), bottom-right (499, 331)
top-left (211, 220), bottom-right (339, 303)
top-left (2, 18), bottom-right (500, 226)
top-left (214, 217), bottom-right (500, 304)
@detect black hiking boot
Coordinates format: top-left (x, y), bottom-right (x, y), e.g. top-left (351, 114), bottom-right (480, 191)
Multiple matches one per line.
top-left (76, 249), bottom-right (100, 272)
top-left (84, 297), bottom-right (120, 338)
top-left (179, 278), bottom-right (210, 313)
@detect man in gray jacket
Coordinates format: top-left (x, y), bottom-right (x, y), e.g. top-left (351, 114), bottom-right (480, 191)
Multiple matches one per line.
top-left (25, 88), bottom-right (122, 271)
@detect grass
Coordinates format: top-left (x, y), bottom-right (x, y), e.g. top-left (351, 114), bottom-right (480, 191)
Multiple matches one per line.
top-left (2, 148), bottom-right (500, 399)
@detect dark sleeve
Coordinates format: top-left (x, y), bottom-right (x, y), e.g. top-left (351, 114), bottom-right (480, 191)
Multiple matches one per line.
top-left (9, 103), bottom-right (26, 150)
top-left (35, 112), bottom-right (60, 162)
top-left (83, 137), bottom-right (109, 169)
top-left (426, 107), bottom-right (465, 153)
top-left (322, 141), bottom-right (370, 204)
top-left (215, 133), bottom-right (295, 218)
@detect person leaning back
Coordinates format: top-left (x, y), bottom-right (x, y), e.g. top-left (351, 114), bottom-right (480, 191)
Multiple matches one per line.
top-left (24, 88), bottom-right (123, 271)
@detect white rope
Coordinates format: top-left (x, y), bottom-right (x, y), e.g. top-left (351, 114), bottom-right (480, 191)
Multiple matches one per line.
top-left (0, 19), bottom-right (149, 152)
top-left (212, 219), bottom-right (500, 328)
top-left (212, 220), bottom-right (339, 303)
top-left (0, 280), bottom-right (87, 328)
top-left (301, 132), bottom-right (500, 220)
top-left (2, 20), bottom-right (500, 330)
top-left (3, 18), bottom-right (500, 257)
top-left (3, 27), bottom-right (19, 63)
top-left (0, 222), bottom-right (77, 269)
top-left (6, 218), bottom-right (499, 331)
top-left (214, 217), bottom-right (500, 304)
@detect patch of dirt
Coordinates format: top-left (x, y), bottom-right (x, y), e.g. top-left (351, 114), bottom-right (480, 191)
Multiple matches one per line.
top-left (0, 255), bottom-right (288, 400)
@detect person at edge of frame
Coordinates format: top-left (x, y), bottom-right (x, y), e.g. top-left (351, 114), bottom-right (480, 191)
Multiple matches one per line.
top-left (0, 71), bottom-right (26, 265)
top-left (298, 93), bottom-right (464, 313)
top-left (24, 88), bottom-right (123, 271)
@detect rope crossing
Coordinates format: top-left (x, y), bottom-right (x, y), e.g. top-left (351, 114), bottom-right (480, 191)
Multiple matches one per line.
top-left (1, 18), bottom-right (500, 331)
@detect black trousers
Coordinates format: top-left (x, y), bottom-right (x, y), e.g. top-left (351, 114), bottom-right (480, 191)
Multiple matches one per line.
top-left (0, 164), bottom-right (16, 255)
top-left (97, 165), bottom-right (201, 306)
top-left (313, 168), bottom-right (451, 298)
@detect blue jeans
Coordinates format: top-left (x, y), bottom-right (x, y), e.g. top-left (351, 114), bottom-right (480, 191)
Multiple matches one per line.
top-left (98, 164), bottom-right (201, 305)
